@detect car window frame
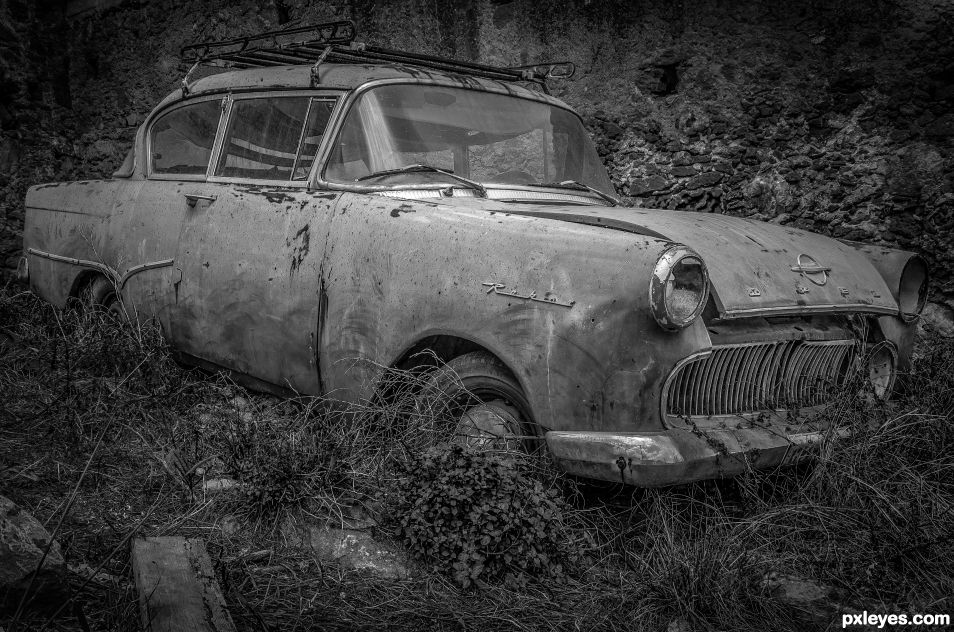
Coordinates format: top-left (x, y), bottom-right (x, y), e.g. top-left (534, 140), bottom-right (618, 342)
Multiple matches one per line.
top-left (313, 78), bottom-right (601, 195)
top-left (146, 94), bottom-right (228, 181)
top-left (207, 90), bottom-right (343, 189)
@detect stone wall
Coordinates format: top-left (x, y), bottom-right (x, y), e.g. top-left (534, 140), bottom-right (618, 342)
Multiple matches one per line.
top-left (1, 0), bottom-right (952, 300)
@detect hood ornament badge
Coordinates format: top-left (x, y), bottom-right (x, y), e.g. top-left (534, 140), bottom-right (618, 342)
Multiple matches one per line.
top-left (791, 254), bottom-right (830, 286)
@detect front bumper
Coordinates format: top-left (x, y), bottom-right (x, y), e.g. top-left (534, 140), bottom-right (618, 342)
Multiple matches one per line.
top-left (546, 425), bottom-right (847, 487)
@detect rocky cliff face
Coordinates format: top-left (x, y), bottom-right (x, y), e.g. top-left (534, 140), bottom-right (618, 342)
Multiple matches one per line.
top-left (1, 0), bottom-right (952, 298)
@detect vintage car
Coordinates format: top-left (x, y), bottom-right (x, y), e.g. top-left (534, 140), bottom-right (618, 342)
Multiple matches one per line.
top-left (19, 22), bottom-right (928, 486)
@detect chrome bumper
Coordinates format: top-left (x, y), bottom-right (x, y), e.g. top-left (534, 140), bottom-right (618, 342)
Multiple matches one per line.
top-left (545, 426), bottom-right (847, 487)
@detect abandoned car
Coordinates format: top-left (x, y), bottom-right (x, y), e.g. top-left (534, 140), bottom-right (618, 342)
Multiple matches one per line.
top-left (19, 22), bottom-right (929, 487)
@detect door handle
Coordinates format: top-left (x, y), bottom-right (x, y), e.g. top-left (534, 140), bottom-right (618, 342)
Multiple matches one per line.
top-left (184, 193), bottom-right (217, 208)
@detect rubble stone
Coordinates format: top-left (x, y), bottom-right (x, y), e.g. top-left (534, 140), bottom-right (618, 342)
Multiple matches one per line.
top-left (0, 495), bottom-right (67, 606)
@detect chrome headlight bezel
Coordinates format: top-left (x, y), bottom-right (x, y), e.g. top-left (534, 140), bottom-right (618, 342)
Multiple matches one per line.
top-left (898, 255), bottom-right (929, 323)
top-left (649, 245), bottom-right (710, 331)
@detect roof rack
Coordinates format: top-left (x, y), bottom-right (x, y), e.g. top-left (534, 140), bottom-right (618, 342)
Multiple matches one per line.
top-left (179, 20), bottom-right (574, 94)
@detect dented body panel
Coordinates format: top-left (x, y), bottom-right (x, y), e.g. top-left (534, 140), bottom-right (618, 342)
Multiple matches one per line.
top-left (21, 60), bottom-right (925, 487)
top-left (319, 194), bottom-right (710, 432)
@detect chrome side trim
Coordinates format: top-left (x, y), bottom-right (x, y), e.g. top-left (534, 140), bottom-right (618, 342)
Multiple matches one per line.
top-left (118, 259), bottom-right (175, 290)
top-left (26, 248), bottom-right (174, 291)
top-left (720, 303), bottom-right (898, 319)
top-left (27, 248), bottom-right (116, 280)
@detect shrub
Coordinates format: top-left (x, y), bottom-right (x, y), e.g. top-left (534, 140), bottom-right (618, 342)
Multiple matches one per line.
top-left (217, 412), bottom-right (351, 524)
top-left (389, 444), bottom-right (578, 588)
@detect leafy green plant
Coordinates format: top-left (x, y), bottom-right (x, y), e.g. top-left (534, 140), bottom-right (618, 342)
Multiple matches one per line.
top-left (389, 444), bottom-right (577, 588)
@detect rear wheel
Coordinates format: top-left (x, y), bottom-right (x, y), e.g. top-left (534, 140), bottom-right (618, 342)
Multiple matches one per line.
top-left (80, 276), bottom-right (125, 320)
top-left (419, 351), bottom-right (538, 452)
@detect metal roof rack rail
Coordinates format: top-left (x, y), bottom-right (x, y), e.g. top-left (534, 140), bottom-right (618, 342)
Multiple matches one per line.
top-left (179, 20), bottom-right (573, 94)
top-left (180, 20), bottom-right (357, 67)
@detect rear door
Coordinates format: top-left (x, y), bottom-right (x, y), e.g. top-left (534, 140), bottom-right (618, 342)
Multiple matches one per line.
top-left (170, 92), bottom-right (340, 394)
top-left (115, 94), bottom-right (226, 326)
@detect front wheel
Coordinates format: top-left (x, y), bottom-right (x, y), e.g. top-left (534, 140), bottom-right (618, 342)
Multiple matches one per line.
top-left (418, 351), bottom-right (538, 452)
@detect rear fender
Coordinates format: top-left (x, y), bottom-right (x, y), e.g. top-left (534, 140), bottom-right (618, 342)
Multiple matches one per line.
top-left (23, 181), bottom-right (124, 307)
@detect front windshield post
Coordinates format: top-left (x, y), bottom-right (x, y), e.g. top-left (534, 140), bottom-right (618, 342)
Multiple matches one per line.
top-left (453, 143), bottom-right (469, 177)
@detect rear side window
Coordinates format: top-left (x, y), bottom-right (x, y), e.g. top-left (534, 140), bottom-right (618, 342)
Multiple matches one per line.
top-left (215, 97), bottom-right (334, 181)
top-left (150, 99), bottom-right (222, 175)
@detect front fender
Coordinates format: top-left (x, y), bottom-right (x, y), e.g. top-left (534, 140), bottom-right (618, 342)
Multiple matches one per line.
top-left (319, 193), bottom-right (711, 432)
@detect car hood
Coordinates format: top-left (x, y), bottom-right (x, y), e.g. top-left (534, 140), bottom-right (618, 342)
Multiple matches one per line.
top-left (505, 205), bottom-right (899, 319)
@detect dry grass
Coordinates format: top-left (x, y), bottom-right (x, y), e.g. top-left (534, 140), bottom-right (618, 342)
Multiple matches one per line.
top-left (2, 280), bottom-right (953, 631)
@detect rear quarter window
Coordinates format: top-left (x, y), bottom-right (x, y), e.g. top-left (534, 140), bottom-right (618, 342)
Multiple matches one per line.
top-left (150, 99), bottom-right (222, 175)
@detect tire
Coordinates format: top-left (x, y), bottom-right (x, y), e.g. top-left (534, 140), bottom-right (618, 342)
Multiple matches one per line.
top-left (419, 351), bottom-right (538, 452)
top-left (80, 275), bottom-right (125, 320)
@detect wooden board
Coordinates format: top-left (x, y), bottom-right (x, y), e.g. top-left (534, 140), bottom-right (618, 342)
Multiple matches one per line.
top-left (131, 537), bottom-right (236, 632)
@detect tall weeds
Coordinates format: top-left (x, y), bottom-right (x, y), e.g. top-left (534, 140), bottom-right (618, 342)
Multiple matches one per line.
top-left (3, 279), bottom-right (953, 631)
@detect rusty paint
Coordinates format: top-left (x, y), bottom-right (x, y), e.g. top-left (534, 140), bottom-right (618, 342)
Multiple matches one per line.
top-left (389, 203), bottom-right (415, 218)
top-left (289, 224), bottom-right (311, 273)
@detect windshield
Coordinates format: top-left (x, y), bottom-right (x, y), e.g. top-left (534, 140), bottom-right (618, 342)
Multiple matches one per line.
top-left (324, 84), bottom-right (615, 197)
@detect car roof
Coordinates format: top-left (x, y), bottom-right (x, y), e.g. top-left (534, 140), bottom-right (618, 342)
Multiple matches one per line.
top-left (154, 62), bottom-right (571, 111)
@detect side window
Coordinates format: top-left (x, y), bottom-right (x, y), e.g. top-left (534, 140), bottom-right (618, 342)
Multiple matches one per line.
top-left (215, 96), bottom-right (334, 181)
top-left (150, 99), bottom-right (222, 175)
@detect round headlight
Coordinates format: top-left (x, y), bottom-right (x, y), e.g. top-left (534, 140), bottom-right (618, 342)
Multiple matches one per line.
top-left (865, 343), bottom-right (897, 399)
top-left (898, 255), bottom-right (928, 322)
top-left (650, 246), bottom-right (710, 331)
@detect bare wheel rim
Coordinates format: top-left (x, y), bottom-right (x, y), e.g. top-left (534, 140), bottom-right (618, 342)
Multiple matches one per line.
top-left (452, 399), bottom-right (523, 450)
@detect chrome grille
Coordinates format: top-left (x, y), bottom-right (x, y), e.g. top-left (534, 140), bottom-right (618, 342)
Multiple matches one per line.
top-left (665, 340), bottom-right (857, 417)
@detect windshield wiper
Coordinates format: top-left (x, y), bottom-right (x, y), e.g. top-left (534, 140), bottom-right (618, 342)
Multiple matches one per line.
top-left (356, 164), bottom-right (487, 197)
top-left (528, 180), bottom-right (619, 206)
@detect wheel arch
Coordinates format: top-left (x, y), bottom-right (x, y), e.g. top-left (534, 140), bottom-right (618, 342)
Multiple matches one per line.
top-left (389, 333), bottom-right (535, 418)
top-left (68, 269), bottom-right (102, 302)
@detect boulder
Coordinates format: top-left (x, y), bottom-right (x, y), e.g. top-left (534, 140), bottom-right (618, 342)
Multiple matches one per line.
top-left (629, 175), bottom-right (668, 196)
top-left (306, 528), bottom-right (410, 579)
top-left (925, 114), bottom-right (954, 138)
top-left (0, 495), bottom-right (67, 607)
top-left (686, 171), bottom-right (724, 190)
top-left (763, 573), bottom-right (841, 626)
top-left (282, 516), bottom-right (411, 579)
top-left (670, 166), bottom-right (699, 177)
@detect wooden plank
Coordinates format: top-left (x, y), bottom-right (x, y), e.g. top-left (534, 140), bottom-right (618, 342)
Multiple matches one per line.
top-left (131, 537), bottom-right (236, 632)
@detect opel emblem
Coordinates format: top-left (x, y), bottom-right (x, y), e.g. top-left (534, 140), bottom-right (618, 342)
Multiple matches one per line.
top-left (791, 253), bottom-right (830, 286)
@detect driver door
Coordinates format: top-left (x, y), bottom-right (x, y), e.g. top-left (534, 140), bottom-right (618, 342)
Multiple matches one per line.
top-left (168, 92), bottom-right (339, 395)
